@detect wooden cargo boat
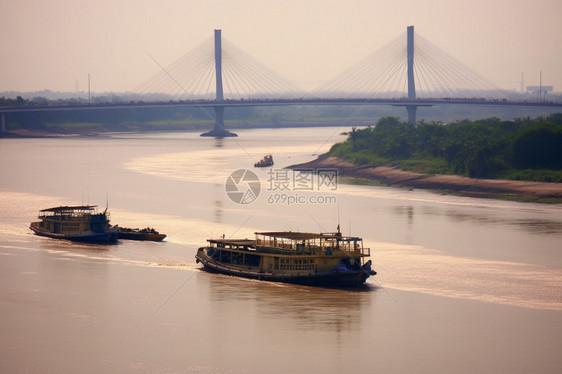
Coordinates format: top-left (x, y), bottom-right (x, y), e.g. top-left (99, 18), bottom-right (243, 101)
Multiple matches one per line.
top-left (254, 154), bottom-right (273, 167)
top-left (30, 205), bottom-right (118, 244)
top-left (196, 227), bottom-right (376, 287)
top-left (118, 227), bottom-right (166, 241)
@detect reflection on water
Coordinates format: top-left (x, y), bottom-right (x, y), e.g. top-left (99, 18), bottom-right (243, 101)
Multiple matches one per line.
top-left (214, 200), bottom-right (223, 223)
top-left (510, 218), bottom-right (562, 235)
top-left (205, 273), bottom-right (373, 334)
top-left (393, 205), bottom-right (414, 225)
top-left (419, 205), bottom-right (562, 235)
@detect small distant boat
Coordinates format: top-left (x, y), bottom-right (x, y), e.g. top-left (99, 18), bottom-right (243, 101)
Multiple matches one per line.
top-left (30, 205), bottom-right (118, 244)
top-left (254, 154), bottom-right (274, 167)
top-left (118, 227), bottom-right (166, 241)
top-left (195, 226), bottom-right (376, 287)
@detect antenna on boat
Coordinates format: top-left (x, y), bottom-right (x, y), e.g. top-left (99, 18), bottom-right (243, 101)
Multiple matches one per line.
top-left (337, 202), bottom-right (341, 233)
top-left (104, 193), bottom-right (109, 214)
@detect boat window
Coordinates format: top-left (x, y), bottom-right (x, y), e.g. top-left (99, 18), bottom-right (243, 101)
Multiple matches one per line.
top-left (279, 258), bottom-right (315, 271)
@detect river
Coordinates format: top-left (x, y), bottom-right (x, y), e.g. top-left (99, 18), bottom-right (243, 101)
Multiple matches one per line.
top-left (1, 127), bottom-right (561, 373)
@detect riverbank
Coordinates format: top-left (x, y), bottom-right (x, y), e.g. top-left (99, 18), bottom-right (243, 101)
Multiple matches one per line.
top-left (0, 129), bottom-right (63, 138)
top-left (0, 122), bottom-right (353, 138)
top-left (288, 154), bottom-right (562, 203)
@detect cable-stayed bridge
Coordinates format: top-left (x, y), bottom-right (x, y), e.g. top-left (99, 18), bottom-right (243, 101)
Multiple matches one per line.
top-left (2, 27), bottom-right (560, 136)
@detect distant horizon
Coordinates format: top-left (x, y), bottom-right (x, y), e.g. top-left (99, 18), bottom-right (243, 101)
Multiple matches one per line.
top-left (2, 88), bottom-right (561, 101)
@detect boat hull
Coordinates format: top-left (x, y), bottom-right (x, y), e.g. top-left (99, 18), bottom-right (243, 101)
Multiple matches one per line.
top-left (254, 162), bottom-right (273, 168)
top-left (118, 232), bottom-right (166, 241)
top-left (30, 222), bottom-right (119, 244)
top-left (195, 248), bottom-right (372, 287)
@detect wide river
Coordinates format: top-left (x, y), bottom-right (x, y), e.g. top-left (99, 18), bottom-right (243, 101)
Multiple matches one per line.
top-left (1, 127), bottom-right (561, 373)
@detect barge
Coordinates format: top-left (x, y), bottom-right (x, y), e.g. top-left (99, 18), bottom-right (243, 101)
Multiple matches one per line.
top-left (118, 227), bottom-right (166, 241)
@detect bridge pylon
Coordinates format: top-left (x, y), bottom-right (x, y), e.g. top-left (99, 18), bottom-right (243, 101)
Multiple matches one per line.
top-left (395, 25), bottom-right (431, 126)
top-left (406, 26), bottom-right (418, 125)
top-left (201, 29), bottom-right (237, 137)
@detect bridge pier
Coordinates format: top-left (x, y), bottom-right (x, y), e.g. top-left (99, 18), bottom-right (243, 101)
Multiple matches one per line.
top-left (201, 29), bottom-right (237, 137)
top-left (201, 106), bottom-right (237, 137)
top-left (406, 105), bottom-right (417, 126)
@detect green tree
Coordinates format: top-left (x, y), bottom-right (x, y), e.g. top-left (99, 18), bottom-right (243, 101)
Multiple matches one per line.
top-left (513, 122), bottom-right (562, 170)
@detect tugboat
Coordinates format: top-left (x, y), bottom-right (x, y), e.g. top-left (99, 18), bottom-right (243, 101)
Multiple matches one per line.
top-left (254, 154), bottom-right (274, 167)
top-left (30, 205), bottom-right (118, 244)
top-left (195, 226), bottom-right (376, 287)
top-left (118, 227), bottom-right (166, 241)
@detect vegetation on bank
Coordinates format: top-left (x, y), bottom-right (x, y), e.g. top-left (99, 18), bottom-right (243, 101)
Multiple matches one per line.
top-left (329, 115), bottom-right (562, 183)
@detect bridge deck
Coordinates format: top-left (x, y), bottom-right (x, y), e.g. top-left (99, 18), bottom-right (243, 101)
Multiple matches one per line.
top-left (2, 98), bottom-right (561, 113)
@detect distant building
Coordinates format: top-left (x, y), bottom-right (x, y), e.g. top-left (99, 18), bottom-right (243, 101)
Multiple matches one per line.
top-left (527, 86), bottom-right (554, 93)
top-left (527, 85), bottom-right (554, 101)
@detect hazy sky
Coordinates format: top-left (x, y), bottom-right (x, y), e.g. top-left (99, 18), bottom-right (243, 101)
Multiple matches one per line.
top-left (1, 0), bottom-right (560, 94)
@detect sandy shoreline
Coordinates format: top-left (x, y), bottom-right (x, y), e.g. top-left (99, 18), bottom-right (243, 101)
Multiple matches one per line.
top-left (288, 154), bottom-right (562, 202)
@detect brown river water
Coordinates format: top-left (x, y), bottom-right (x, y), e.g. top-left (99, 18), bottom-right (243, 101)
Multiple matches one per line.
top-left (1, 127), bottom-right (561, 373)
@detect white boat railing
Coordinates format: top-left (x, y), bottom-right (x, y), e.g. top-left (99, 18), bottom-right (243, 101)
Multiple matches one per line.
top-left (255, 237), bottom-right (371, 256)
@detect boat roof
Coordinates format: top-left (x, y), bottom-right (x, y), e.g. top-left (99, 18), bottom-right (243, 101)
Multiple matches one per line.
top-left (208, 238), bottom-right (257, 246)
top-left (40, 205), bottom-right (98, 213)
top-left (255, 231), bottom-right (362, 241)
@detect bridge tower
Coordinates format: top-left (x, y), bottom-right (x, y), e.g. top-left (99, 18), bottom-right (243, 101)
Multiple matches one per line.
top-left (395, 26), bottom-right (425, 125)
top-left (201, 29), bottom-right (237, 137)
top-left (403, 25), bottom-right (421, 125)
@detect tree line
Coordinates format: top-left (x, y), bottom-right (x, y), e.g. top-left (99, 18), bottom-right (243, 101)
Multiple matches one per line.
top-left (330, 114), bottom-right (562, 182)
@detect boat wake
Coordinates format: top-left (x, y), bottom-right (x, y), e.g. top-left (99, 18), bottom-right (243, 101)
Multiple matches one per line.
top-left (373, 241), bottom-right (562, 311)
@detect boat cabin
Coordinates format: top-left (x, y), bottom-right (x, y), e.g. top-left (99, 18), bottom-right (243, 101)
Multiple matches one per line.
top-left (254, 231), bottom-right (370, 257)
top-left (204, 231), bottom-right (371, 270)
top-left (37, 205), bottom-right (109, 234)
